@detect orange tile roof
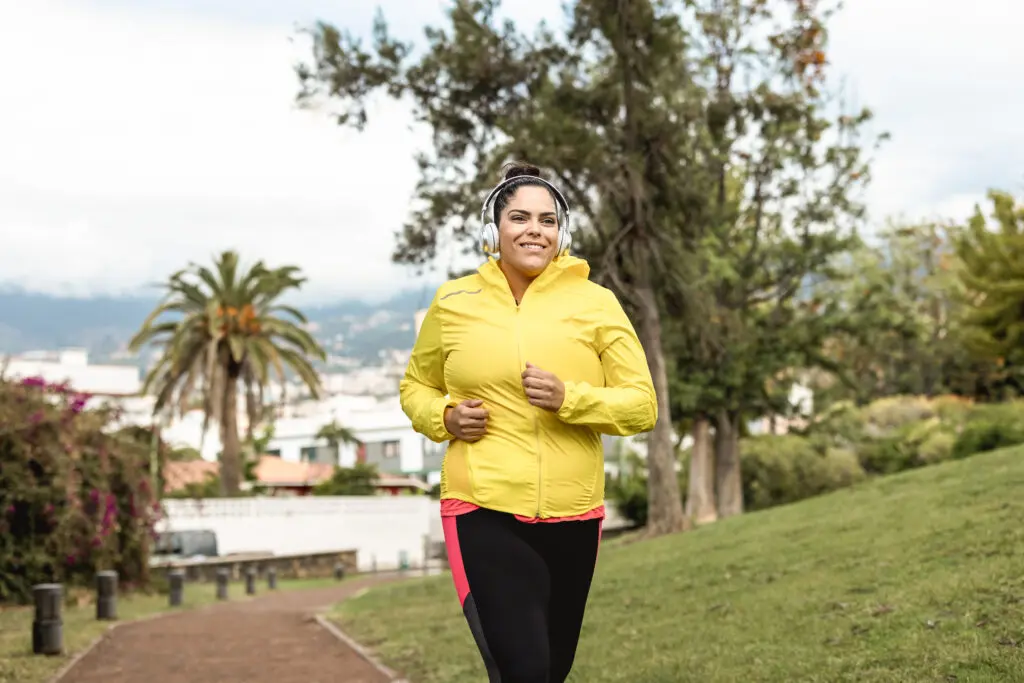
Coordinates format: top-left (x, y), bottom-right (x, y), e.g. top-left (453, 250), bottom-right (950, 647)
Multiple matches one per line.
top-left (162, 460), bottom-right (219, 493)
top-left (161, 455), bottom-right (431, 493)
top-left (253, 456), bottom-right (334, 485)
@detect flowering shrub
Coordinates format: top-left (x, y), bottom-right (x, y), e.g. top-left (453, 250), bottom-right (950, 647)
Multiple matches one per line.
top-left (0, 376), bottom-right (162, 604)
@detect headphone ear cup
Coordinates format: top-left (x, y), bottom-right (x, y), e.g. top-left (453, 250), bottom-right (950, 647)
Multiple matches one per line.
top-left (557, 226), bottom-right (572, 255)
top-left (481, 222), bottom-right (500, 255)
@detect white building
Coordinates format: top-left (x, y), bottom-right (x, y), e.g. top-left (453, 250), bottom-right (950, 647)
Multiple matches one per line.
top-left (1, 348), bottom-right (140, 396)
top-left (264, 394), bottom-right (443, 485)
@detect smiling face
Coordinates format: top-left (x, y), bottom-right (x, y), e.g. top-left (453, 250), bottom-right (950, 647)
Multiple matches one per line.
top-left (497, 184), bottom-right (560, 280)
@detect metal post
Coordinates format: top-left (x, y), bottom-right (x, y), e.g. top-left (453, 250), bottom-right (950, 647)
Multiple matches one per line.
top-left (215, 568), bottom-right (229, 600)
top-left (267, 567), bottom-right (277, 590)
top-left (333, 562), bottom-right (344, 581)
top-left (168, 569), bottom-right (184, 607)
top-left (32, 583), bottom-right (63, 655)
top-left (245, 567), bottom-right (256, 596)
top-left (399, 550), bottom-right (409, 573)
top-left (95, 571), bottom-right (118, 621)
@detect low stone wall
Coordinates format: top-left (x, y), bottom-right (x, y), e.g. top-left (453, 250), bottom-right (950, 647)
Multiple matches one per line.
top-left (151, 549), bottom-right (358, 583)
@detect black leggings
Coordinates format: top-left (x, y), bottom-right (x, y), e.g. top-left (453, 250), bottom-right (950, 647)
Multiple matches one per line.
top-left (442, 507), bottom-right (602, 683)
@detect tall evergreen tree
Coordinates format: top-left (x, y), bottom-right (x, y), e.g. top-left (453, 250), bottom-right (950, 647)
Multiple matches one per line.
top-left (954, 190), bottom-right (1024, 397)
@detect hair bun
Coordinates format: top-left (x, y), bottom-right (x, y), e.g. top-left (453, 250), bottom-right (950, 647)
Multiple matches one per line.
top-left (501, 162), bottom-right (542, 181)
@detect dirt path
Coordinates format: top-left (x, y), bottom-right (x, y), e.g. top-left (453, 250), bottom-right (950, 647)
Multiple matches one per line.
top-left (59, 577), bottom-right (399, 683)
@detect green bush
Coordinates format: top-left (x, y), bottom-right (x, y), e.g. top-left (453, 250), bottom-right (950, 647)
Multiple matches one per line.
top-left (859, 395), bottom-right (936, 433)
top-left (312, 462), bottom-right (380, 496)
top-left (741, 435), bottom-right (866, 511)
top-left (606, 470), bottom-right (651, 527)
top-left (917, 430), bottom-right (956, 464)
top-left (0, 377), bottom-right (161, 604)
top-left (951, 401), bottom-right (1024, 459)
top-left (856, 435), bottom-right (914, 475)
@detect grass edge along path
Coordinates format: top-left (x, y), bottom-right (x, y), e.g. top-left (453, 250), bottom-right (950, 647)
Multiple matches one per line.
top-left (0, 577), bottom-right (341, 683)
top-left (331, 446), bottom-right (1024, 683)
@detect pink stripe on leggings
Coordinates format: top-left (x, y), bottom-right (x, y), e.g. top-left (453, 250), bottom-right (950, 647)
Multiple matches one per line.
top-left (442, 516), bottom-right (471, 607)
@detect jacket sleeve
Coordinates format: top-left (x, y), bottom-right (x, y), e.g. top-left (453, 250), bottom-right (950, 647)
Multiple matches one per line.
top-left (556, 291), bottom-right (658, 436)
top-left (399, 293), bottom-right (456, 443)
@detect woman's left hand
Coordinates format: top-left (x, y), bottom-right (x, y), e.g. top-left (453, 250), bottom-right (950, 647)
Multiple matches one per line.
top-left (521, 362), bottom-right (565, 412)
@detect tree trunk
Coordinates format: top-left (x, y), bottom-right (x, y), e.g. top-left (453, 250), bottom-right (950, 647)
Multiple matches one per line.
top-left (635, 287), bottom-right (687, 537)
top-left (685, 415), bottom-right (717, 526)
top-left (220, 374), bottom-right (242, 497)
top-left (714, 410), bottom-right (744, 518)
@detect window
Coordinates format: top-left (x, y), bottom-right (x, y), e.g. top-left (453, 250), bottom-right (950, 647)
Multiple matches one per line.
top-left (265, 449), bottom-right (281, 457)
top-left (300, 446), bottom-right (317, 462)
top-left (362, 440), bottom-right (402, 473)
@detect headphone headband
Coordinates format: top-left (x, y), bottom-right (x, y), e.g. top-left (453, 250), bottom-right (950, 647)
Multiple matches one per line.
top-left (480, 175), bottom-right (572, 228)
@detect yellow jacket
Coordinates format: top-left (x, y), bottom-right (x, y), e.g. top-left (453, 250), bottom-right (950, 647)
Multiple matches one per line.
top-left (399, 255), bottom-right (657, 519)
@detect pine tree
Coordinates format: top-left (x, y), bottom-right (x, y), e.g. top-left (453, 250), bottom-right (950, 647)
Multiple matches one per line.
top-left (955, 190), bottom-right (1024, 396)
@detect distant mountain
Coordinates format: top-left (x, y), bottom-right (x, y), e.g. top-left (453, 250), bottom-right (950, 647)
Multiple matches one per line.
top-left (0, 286), bottom-right (437, 366)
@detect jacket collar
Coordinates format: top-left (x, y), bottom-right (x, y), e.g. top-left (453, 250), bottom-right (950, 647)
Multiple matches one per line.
top-left (478, 254), bottom-right (590, 295)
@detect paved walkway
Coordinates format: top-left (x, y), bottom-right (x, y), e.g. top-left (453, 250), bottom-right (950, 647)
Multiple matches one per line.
top-left (60, 577), bottom-right (398, 683)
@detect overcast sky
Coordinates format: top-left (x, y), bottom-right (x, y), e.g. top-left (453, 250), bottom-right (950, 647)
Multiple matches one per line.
top-left (0, 0), bottom-right (1021, 304)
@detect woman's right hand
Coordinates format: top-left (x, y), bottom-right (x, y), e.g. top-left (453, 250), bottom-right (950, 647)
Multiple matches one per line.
top-left (444, 399), bottom-right (489, 442)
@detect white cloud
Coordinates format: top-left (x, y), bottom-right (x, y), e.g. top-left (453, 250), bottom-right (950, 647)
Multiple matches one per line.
top-left (1, 0), bottom-right (1022, 303)
top-left (827, 0), bottom-right (1024, 224)
top-left (0, 0), bottom-right (438, 303)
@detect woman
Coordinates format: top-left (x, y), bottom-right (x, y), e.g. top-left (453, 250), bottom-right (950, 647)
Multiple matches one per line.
top-left (399, 162), bottom-right (657, 683)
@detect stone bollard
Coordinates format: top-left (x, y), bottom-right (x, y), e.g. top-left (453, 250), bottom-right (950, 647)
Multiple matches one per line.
top-left (245, 567), bottom-right (256, 596)
top-left (215, 568), bottom-right (229, 600)
top-left (32, 583), bottom-right (63, 655)
top-left (267, 567), bottom-right (277, 590)
top-left (168, 569), bottom-right (185, 607)
top-left (95, 571), bottom-right (118, 621)
top-left (333, 563), bottom-right (345, 581)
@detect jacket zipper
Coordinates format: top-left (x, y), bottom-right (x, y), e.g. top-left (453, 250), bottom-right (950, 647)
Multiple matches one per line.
top-left (514, 297), bottom-right (544, 518)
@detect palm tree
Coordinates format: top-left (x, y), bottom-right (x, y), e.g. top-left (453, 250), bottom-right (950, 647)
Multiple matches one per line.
top-left (316, 420), bottom-right (361, 465)
top-left (129, 250), bottom-right (326, 496)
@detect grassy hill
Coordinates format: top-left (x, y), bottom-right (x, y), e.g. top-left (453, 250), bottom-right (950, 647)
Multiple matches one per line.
top-left (333, 446), bottom-right (1024, 682)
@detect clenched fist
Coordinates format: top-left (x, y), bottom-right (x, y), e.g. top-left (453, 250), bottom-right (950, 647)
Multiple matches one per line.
top-left (521, 362), bottom-right (565, 412)
top-left (444, 399), bottom-right (489, 442)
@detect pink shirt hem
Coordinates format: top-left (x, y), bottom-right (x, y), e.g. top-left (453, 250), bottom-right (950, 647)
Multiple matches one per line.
top-left (440, 497), bottom-right (605, 524)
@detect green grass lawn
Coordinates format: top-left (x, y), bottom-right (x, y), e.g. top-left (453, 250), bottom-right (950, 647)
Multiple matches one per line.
top-left (0, 576), bottom-right (339, 683)
top-left (333, 446), bottom-right (1024, 682)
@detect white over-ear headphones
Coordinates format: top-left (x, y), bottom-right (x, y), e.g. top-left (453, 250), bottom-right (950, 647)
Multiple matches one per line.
top-left (479, 175), bottom-right (573, 257)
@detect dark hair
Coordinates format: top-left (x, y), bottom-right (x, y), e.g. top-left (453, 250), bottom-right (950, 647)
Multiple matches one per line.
top-left (492, 162), bottom-right (561, 225)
